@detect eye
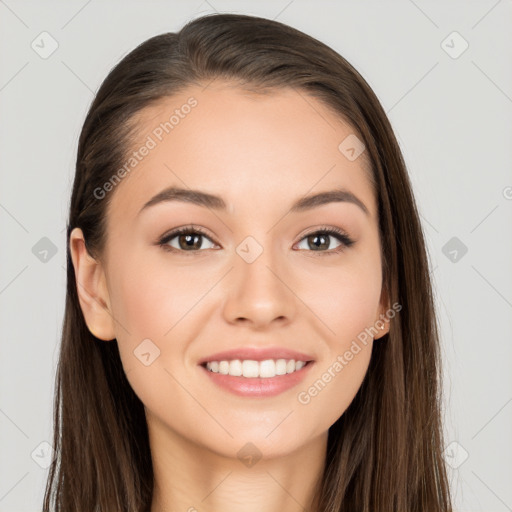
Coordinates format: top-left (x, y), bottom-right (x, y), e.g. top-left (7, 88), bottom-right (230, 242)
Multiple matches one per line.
top-left (158, 225), bottom-right (218, 254)
top-left (157, 224), bottom-right (355, 255)
top-left (295, 226), bottom-right (355, 254)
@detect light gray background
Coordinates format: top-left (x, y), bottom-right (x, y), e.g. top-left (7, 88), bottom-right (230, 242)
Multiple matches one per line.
top-left (1, 1), bottom-right (511, 511)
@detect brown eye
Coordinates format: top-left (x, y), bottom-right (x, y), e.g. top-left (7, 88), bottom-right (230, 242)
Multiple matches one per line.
top-left (306, 233), bottom-right (333, 251)
top-left (159, 227), bottom-right (217, 253)
top-left (295, 228), bottom-right (354, 254)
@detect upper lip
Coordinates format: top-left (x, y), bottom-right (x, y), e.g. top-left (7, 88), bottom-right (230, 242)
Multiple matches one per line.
top-left (198, 347), bottom-right (315, 365)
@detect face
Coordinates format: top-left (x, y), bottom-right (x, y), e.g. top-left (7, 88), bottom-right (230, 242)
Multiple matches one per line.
top-left (71, 80), bottom-right (389, 460)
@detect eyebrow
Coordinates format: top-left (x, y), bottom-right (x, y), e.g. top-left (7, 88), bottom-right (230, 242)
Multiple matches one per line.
top-left (139, 186), bottom-right (369, 216)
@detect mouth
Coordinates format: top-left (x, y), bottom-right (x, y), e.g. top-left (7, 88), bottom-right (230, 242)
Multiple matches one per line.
top-left (200, 358), bottom-right (314, 378)
top-left (197, 350), bottom-right (315, 398)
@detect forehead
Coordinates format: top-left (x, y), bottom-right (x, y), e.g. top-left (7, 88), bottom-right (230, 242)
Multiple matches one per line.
top-left (107, 81), bottom-right (375, 222)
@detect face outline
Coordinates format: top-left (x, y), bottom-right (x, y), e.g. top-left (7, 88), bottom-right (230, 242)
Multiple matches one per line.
top-left (70, 80), bottom-right (390, 462)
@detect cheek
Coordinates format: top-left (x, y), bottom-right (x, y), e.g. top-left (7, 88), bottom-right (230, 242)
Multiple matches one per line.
top-left (295, 268), bottom-right (379, 431)
top-left (291, 252), bottom-right (381, 426)
top-left (108, 251), bottom-right (211, 342)
top-left (298, 255), bottom-right (382, 344)
top-left (105, 254), bottom-right (208, 416)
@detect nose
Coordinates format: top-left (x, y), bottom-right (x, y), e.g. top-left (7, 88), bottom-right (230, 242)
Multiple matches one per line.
top-left (222, 246), bottom-right (296, 329)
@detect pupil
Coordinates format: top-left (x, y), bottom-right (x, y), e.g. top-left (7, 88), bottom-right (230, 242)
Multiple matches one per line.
top-left (310, 234), bottom-right (328, 250)
top-left (181, 234), bottom-right (200, 249)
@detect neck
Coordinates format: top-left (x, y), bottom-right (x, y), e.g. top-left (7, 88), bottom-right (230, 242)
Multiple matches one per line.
top-left (148, 416), bottom-right (327, 512)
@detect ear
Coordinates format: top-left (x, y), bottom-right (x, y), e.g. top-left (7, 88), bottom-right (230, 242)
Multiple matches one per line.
top-left (374, 285), bottom-right (391, 340)
top-left (69, 227), bottom-right (116, 341)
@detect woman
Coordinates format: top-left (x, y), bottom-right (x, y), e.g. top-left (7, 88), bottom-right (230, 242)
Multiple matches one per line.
top-left (43, 12), bottom-right (453, 512)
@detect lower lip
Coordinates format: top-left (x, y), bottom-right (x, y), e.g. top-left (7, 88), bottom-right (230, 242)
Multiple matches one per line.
top-left (199, 362), bottom-right (314, 397)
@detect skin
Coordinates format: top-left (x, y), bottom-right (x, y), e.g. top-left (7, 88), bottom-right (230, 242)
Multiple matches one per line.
top-left (70, 79), bottom-right (390, 512)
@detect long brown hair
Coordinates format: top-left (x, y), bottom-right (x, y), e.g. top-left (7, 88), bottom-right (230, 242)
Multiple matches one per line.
top-left (44, 12), bottom-right (453, 511)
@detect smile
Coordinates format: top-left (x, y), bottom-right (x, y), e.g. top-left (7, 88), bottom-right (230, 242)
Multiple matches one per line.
top-left (203, 358), bottom-right (309, 378)
top-left (199, 359), bottom-right (314, 398)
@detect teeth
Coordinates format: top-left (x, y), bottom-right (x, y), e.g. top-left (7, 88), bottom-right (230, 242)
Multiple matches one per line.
top-left (229, 359), bottom-right (242, 377)
top-left (205, 359), bottom-right (309, 378)
top-left (242, 360), bottom-right (259, 378)
top-left (218, 360), bottom-right (230, 375)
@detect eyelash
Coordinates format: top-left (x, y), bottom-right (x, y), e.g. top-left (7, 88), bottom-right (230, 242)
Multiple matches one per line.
top-left (157, 224), bottom-right (355, 256)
